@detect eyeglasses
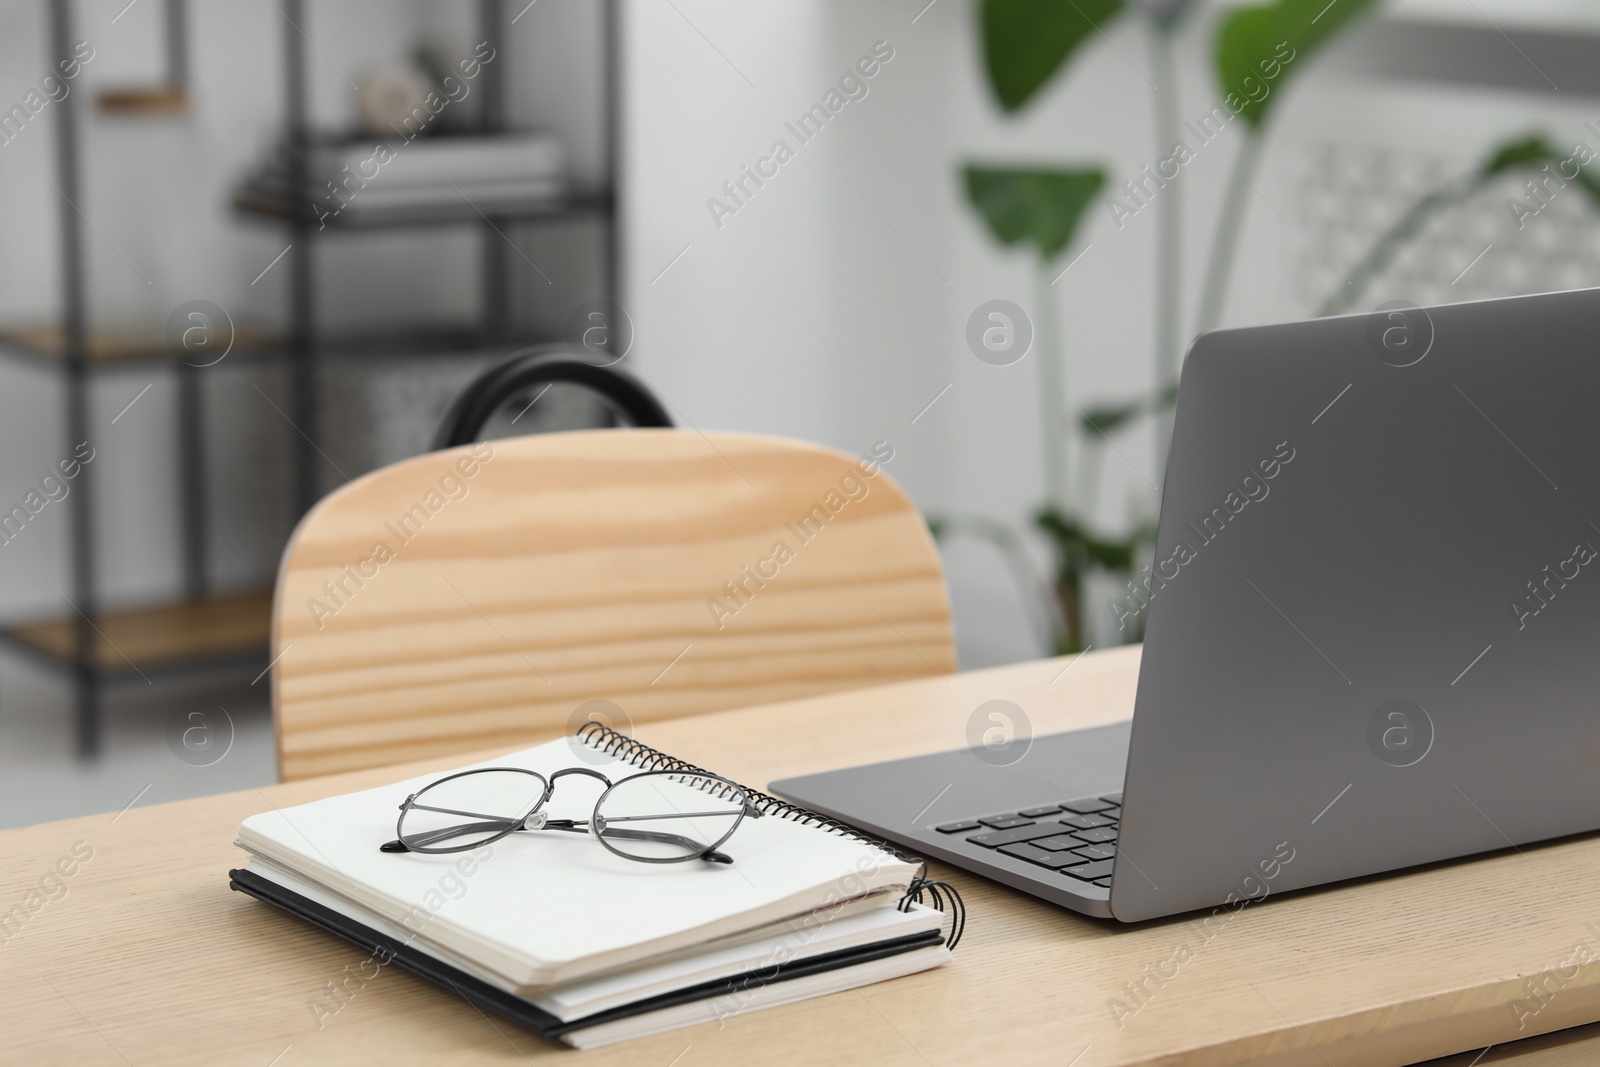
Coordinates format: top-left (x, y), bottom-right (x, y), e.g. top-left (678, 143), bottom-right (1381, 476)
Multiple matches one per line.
top-left (379, 766), bottom-right (762, 864)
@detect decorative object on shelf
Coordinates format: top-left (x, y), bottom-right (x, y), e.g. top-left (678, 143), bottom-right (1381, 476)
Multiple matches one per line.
top-left (354, 60), bottom-right (435, 137)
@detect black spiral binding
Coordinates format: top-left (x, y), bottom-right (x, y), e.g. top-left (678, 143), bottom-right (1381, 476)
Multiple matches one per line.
top-left (576, 721), bottom-right (965, 949)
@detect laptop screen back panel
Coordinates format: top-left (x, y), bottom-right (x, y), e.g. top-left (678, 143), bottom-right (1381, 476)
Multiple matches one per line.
top-left (1112, 288), bottom-right (1600, 922)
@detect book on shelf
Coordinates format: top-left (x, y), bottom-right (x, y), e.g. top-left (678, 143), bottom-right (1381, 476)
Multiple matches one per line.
top-left (328, 133), bottom-right (567, 187)
top-left (229, 725), bottom-right (963, 1049)
top-left (236, 132), bottom-right (571, 220)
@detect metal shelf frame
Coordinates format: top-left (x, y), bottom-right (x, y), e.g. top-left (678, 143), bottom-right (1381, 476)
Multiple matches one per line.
top-left (271, 0), bottom-right (621, 514)
top-left (31, 0), bottom-right (254, 759)
top-left (11, 0), bottom-right (620, 758)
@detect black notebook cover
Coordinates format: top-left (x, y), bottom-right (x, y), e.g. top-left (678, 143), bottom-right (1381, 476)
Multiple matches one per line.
top-left (229, 868), bottom-right (942, 1040)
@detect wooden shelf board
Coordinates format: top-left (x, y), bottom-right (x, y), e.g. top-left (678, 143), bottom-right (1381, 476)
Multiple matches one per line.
top-left (3, 589), bottom-right (273, 672)
top-left (232, 184), bottom-right (613, 231)
top-left (96, 85), bottom-right (189, 116)
top-left (0, 324), bottom-right (576, 367)
top-left (0, 324), bottom-right (275, 366)
top-left (310, 328), bottom-right (565, 360)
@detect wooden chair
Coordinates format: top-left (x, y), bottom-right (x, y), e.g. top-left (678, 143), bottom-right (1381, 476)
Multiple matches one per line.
top-left (270, 429), bottom-right (954, 780)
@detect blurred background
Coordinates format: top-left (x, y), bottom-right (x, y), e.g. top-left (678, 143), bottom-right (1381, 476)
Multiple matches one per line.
top-left (2, 0), bottom-right (1597, 827)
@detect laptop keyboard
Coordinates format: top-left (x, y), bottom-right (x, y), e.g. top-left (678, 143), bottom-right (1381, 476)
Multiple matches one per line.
top-left (934, 793), bottom-right (1121, 888)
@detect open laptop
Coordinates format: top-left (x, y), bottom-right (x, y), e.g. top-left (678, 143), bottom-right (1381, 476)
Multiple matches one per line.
top-left (772, 288), bottom-right (1600, 922)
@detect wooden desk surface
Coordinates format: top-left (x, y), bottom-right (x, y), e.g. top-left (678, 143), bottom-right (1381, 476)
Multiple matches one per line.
top-left (5, 646), bottom-right (1600, 1066)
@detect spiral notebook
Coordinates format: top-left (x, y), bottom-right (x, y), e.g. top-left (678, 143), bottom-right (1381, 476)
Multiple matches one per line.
top-left (229, 861), bottom-right (948, 1047)
top-left (233, 725), bottom-right (957, 995)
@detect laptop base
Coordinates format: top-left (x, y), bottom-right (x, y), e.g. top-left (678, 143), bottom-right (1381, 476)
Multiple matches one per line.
top-left (771, 721), bottom-right (1130, 918)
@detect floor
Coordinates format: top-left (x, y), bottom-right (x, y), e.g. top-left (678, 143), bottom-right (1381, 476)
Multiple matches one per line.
top-left (0, 653), bottom-right (277, 831)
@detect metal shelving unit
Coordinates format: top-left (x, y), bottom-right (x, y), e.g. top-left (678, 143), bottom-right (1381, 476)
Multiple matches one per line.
top-left (0, 0), bottom-right (618, 757)
top-left (248, 0), bottom-right (619, 514)
top-left (0, 0), bottom-right (272, 760)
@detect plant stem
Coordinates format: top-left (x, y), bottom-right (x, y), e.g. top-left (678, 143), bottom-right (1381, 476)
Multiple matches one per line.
top-left (1195, 132), bottom-right (1263, 336)
top-left (1056, 563), bottom-right (1084, 654)
top-left (1077, 439), bottom-right (1100, 528)
top-left (1035, 262), bottom-right (1070, 513)
top-left (1148, 22), bottom-right (1180, 477)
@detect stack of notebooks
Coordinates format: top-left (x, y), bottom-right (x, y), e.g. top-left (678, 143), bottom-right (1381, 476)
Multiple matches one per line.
top-left (230, 726), bottom-right (960, 1049)
top-left (235, 133), bottom-right (567, 222)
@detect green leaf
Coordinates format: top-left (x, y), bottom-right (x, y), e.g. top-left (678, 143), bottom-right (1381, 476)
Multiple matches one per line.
top-left (1080, 401), bottom-right (1142, 436)
top-left (980, 0), bottom-right (1124, 113)
top-left (1481, 133), bottom-right (1558, 176)
top-left (1077, 381), bottom-right (1180, 435)
top-left (1478, 132), bottom-right (1600, 209)
top-left (1034, 506), bottom-right (1076, 544)
top-left (1079, 532), bottom-right (1136, 571)
top-left (963, 166), bottom-right (1105, 261)
top-left (1215, 0), bottom-right (1379, 132)
top-left (1032, 507), bottom-right (1142, 572)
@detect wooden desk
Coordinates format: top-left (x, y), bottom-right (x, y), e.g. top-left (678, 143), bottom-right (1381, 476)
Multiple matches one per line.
top-left (5, 646), bottom-right (1600, 1066)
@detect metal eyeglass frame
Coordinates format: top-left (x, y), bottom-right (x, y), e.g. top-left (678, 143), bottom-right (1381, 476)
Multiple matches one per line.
top-left (380, 766), bottom-right (763, 864)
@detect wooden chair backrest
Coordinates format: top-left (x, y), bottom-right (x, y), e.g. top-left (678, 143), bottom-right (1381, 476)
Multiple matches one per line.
top-left (272, 429), bottom-right (953, 780)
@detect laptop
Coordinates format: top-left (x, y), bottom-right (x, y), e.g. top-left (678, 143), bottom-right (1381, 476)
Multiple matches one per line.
top-left (772, 288), bottom-right (1600, 922)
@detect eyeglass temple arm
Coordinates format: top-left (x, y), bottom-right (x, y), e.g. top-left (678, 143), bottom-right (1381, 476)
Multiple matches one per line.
top-left (547, 819), bottom-right (735, 863)
top-left (380, 818), bottom-right (518, 852)
top-left (381, 818), bottom-right (734, 863)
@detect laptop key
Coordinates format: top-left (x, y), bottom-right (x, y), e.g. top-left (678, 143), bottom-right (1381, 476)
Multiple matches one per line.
top-left (1018, 805), bottom-right (1061, 818)
top-left (1060, 797), bottom-right (1116, 814)
top-left (1099, 793), bottom-right (1123, 805)
top-left (1030, 834), bottom-right (1082, 851)
top-left (934, 820), bottom-right (981, 834)
top-left (1073, 826), bottom-right (1118, 844)
top-left (1059, 813), bottom-right (1114, 831)
top-left (1062, 859), bottom-right (1116, 881)
top-left (1093, 877), bottom-right (1113, 887)
top-left (966, 822), bottom-right (1073, 848)
top-left (998, 843), bottom-right (1090, 868)
top-left (979, 815), bottom-right (1032, 829)
top-left (1073, 843), bottom-right (1116, 861)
